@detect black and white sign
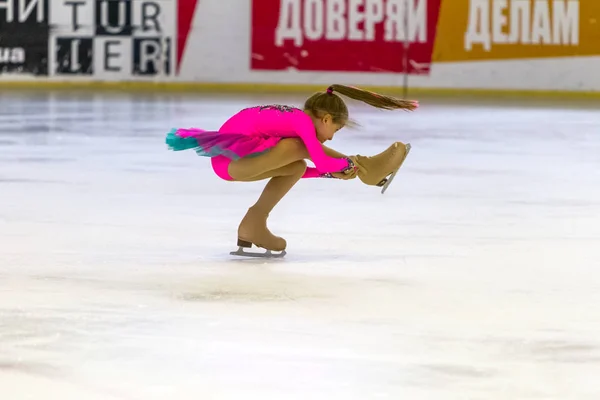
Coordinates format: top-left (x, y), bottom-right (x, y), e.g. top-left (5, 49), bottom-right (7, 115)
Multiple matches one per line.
top-left (0, 0), bottom-right (50, 75)
top-left (53, 0), bottom-right (174, 77)
top-left (55, 37), bottom-right (93, 74)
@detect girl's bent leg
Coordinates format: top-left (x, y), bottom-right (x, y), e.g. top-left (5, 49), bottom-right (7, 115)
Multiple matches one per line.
top-left (249, 160), bottom-right (307, 216)
top-left (229, 139), bottom-right (356, 182)
top-left (237, 160), bottom-right (307, 251)
top-left (240, 160), bottom-right (308, 182)
top-left (228, 140), bottom-right (354, 252)
top-left (228, 138), bottom-right (309, 181)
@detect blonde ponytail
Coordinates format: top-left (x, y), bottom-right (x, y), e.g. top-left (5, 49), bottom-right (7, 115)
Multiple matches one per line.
top-left (327, 84), bottom-right (418, 111)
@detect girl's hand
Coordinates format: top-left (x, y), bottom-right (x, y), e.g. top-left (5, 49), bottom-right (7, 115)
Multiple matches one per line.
top-left (331, 156), bottom-right (366, 179)
top-left (332, 169), bottom-right (357, 179)
top-left (348, 155), bottom-right (367, 175)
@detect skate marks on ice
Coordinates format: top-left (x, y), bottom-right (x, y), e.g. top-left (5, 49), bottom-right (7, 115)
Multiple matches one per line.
top-left (0, 372), bottom-right (124, 400)
top-left (174, 271), bottom-right (330, 303)
top-left (1, 93), bottom-right (599, 399)
top-left (219, 231), bottom-right (470, 264)
top-left (2, 280), bottom-right (111, 385)
top-left (222, 249), bottom-right (460, 265)
top-left (480, 336), bottom-right (600, 365)
top-left (0, 357), bottom-right (61, 380)
top-left (224, 250), bottom-right (405, 264)
top-left (156, 252), bottom-right (416, 304)
top-left (397, 336), bottom-right (600, 392)
top-left (172, 264), bottom-right (414, 305)
top-left (0, 304), bottom-right (138, 400)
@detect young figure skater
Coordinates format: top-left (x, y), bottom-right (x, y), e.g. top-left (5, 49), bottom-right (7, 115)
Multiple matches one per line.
top-left (166, 84), bottom-right (417, 257)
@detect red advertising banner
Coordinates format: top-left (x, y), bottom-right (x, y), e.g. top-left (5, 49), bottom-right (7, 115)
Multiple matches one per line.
top-left (251, 0), bottom-right (441, 74)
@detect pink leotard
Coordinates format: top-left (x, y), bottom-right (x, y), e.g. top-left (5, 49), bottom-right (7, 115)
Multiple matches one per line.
top-left (211, 105), bottom-right (351, 181)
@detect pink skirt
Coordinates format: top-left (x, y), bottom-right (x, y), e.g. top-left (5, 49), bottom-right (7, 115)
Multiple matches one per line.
top-left (166, 128), bottom-right (283, 181)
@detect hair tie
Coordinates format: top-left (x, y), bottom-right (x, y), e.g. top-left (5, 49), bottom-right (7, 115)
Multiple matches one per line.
top-left (326, 86), bottom-right (334, 94)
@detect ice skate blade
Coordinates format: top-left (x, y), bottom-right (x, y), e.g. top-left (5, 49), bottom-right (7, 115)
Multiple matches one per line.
top-left (379, 143), bottom-right (411, 195)
top-left (230, 247), bottom-right (286, 258)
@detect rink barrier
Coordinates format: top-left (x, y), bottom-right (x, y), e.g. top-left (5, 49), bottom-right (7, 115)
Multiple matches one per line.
top-left (1, 81), bottom-right (600, 100)
top-left (1, 0), bottom-right (599, 98)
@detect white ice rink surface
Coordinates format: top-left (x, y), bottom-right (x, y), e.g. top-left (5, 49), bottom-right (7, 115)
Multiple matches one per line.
top-left (1, 91), bottom-right (600, 399)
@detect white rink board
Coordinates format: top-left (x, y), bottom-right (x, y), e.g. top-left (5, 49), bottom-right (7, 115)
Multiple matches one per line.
top-left (0, 0), bottom-right (598, 92)
top-left (181, 0), bottom-right (600, 92)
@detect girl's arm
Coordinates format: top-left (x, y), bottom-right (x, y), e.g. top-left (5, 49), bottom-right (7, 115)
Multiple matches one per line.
top-left (322, 144), bottom-right (348, 158)
top-left (284, 110), bottom-right (353, 173)
top-left (252, 106), bottom-right (354, 173)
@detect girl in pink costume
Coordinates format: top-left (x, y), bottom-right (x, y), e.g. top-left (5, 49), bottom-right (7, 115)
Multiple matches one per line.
top-left (166, 84), bottom-right (418, 255)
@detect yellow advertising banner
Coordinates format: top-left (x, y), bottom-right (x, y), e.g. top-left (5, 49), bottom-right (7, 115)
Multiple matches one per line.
top-left (433, 0), bottom-right (600, 62)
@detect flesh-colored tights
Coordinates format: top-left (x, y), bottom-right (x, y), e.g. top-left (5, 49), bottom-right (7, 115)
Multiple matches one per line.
top-left (225, 139), bottom-right (348, 217)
